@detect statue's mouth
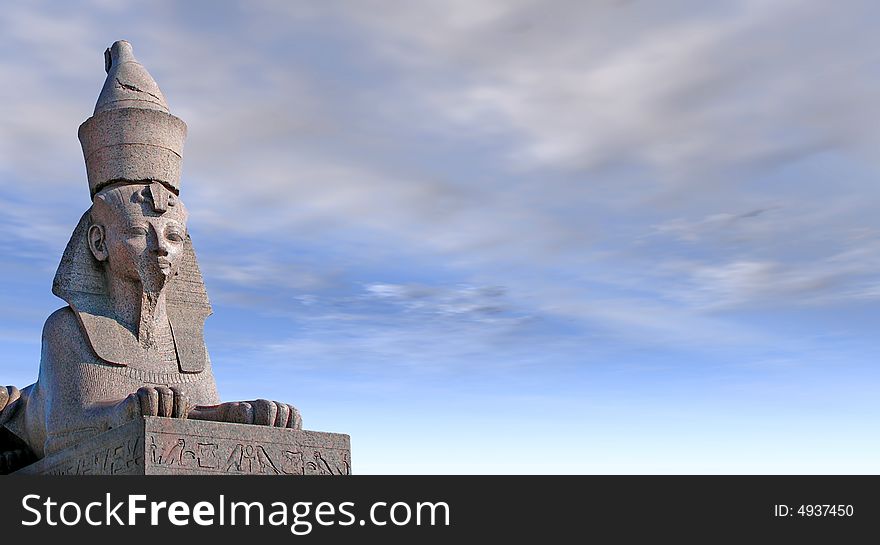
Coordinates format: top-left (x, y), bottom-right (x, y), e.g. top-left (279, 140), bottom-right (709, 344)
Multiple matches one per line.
top-left (156, 257), bottom-right (173, 276)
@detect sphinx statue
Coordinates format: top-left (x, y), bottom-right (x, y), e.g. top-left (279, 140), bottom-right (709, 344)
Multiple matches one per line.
top-left (0, 41), bottom-right (302, 474)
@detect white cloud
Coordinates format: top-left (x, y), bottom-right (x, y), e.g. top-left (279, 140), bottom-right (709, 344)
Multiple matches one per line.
top-left (338, 0), bottom-right (880, 175)
top-left (3, 0), bottom-right (880, 365)
top-left (362, 282), bottom-right (508, 318)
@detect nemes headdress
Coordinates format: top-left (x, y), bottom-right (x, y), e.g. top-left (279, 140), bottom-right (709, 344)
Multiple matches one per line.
top-left (53, 41), bottom-right (210, 373)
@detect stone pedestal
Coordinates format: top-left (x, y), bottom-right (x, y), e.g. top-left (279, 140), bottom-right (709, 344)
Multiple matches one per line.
top-left (13, 417), bottom-right (351, 475)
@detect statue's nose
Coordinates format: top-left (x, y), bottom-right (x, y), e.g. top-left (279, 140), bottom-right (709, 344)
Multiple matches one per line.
top-left (148, 225), bottom-right (169, 256)
top-left (156, 237), bottom-right (170, 256)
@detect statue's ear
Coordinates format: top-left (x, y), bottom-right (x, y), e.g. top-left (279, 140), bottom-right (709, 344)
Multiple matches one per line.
top-left (88, 224), bottom-right (108, 262)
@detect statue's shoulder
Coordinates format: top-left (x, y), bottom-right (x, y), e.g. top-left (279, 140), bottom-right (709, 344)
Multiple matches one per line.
top-left (41, 306), bottom-right (90, 359)
top-left (43, 306), bottom-right (79, 337)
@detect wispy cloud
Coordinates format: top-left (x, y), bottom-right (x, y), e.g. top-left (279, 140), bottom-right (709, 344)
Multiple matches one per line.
top-left (3, 0), bottom-right (880, 373)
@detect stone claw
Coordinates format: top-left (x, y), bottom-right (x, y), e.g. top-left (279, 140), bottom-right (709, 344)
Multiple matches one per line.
top-left (0, 386), bottom-right (21, 426)
top-left (222, 401), bottom-right (254, 424)
top-left (287, 404), bottom-right (303, 430)
top-left (134, 385), bottom-right (189, 418)
top-left (215, 400), bottom-right (302, 428)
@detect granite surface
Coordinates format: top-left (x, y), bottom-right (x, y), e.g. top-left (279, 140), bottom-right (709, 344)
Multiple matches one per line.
top-left (14, 417), bottom-right (351, 476)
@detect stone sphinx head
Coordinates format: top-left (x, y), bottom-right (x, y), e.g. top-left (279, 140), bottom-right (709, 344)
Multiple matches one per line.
top-left (52, 41), bottom-right (210, 372)
top-left (89, 182), bottom-right (189, 296)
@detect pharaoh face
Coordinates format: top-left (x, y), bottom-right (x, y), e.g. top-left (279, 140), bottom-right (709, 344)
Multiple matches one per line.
top-left (88, 182), bottom-right (188, 293)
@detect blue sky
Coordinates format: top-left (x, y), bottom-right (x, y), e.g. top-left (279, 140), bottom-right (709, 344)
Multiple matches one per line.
top-left (2, 0), bottom-right (879, 473)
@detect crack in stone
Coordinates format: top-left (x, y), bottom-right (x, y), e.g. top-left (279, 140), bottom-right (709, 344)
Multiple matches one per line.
top-left (115, 78), bottom-right (163, 103)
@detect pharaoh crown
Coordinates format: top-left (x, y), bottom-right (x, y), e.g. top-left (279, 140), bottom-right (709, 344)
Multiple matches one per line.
top-left (78, 40), bottom-right (187, 199)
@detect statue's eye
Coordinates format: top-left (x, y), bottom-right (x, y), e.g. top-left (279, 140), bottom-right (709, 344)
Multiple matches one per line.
top-left (166, 231), bottom-right (184, 243)
top-left (128, 226), bottom-right (148, 237)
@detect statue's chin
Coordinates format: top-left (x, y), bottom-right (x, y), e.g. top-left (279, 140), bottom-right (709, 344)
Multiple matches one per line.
top-left (138, 268), bottom-right (169, 296)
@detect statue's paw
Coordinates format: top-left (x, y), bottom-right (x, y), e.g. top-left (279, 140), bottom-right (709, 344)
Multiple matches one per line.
top-left (0, 385), bottom-right (20, 411)
top-left (134, 385), bottom-right (189, 418)
top-left (285, 403), bottom-right (303, 430)
top-left (0, 386), bottom-right (21, 425)
top-left (222, 400), bottom-right (302, 429)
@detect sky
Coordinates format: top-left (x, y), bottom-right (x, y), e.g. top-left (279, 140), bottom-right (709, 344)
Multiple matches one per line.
top-left (1, 0), bottom-right (879, 473)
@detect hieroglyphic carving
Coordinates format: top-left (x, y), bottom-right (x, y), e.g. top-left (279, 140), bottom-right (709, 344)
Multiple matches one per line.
top-left (145, 432), bottom-right (351, 475)
top-left (197, 442), bottom-right (219, 469)
top-left (222, 444), bottom-right (277, 474)
top-left (304, 450), bottom-right (351, 475)
top-left (40, 436), bottom-right (143, 475)
top-left (15, 417), bottom-right (351, 475)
